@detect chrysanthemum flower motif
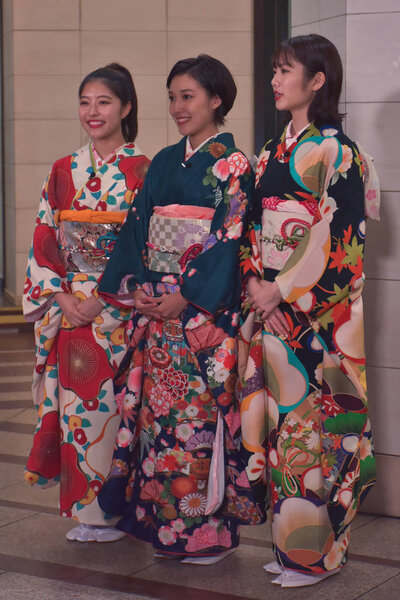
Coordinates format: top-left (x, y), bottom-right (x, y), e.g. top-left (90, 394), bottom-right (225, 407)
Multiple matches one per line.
top-left (208, 142), bottom-right (227, 158)
top-left (179, 492), bottom-right (207, 517)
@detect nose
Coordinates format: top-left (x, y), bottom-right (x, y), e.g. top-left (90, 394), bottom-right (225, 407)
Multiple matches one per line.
top-left (88, 101), bottom-right (99, 116)
top-left (271, 72), bottom-right (278, 87)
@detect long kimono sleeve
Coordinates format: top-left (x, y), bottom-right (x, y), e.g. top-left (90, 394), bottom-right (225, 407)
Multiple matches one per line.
top-left (23, 170), bottom-right (68, 322)
top-left (275, 138), bottom-right (366, 323)
top-left (180, 155), bottom-right (253, 315)
top-left (98, 164), bottom-right (153, 305)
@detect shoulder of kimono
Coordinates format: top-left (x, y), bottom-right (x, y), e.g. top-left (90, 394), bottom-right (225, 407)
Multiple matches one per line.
top-left (50, 144), bottom-right (88, 172)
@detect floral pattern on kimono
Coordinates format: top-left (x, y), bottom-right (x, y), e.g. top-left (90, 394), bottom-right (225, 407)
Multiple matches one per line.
top-left (23, 142), bottom-right (149, 525)
top-left (238, 123), bottom-right (377, 572)
top-left (98, 133), bottom-right (265, 556)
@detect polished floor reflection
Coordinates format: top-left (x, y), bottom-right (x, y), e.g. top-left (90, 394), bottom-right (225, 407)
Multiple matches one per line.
top-left (0, 327), bottom-right (399, 600)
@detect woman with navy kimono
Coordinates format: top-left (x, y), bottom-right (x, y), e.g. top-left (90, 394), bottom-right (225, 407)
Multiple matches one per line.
top-left (98, 54), bottom-right (263, 563)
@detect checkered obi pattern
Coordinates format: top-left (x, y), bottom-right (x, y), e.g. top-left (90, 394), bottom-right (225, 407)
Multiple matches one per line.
top-left (147, 206), bottom-right (215, 274)
top-left (261, 197), bottom-right (317, 271)
top-left (59, 220), bottom-right (122, 273)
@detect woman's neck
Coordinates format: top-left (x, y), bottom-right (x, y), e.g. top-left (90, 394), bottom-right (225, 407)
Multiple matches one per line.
top-left (93, 135), bottom-right (126, 159)
top-left (290, 108), bottom-right (311, 137)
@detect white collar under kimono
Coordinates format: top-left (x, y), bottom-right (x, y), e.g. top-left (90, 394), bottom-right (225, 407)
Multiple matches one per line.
top-left (185, 132), bottom-right (222, 161)
top-left (285, 120), bottom-right (311, 146)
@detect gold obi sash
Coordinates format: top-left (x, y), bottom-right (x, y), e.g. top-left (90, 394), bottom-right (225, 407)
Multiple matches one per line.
top-left (147, 204), bottom-right (215, 274)
top-left (59, 209), bottom-right (126, 273)
top-left (261, 197), bottom-right (317, 271)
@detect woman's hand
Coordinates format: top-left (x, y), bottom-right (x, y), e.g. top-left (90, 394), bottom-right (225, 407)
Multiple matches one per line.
top-left (155, 292), bottom-right (188, 320)
top-left (264, 307), bottom-right (290, 338)
top-left (247, 277), bottom-right (283, 320)
top-left (54, 292), bottom-right (92, 328)
top-left (77, 295), bottom-right (104, 321)
top-left (133, 289), bottom-right (161, 319)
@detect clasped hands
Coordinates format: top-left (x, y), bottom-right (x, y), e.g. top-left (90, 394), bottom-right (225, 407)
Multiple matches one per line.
top-left (247, 277), bottom-right (289, 338)
top-left (54, 292), bottom-right (103, 328)
top-left (133, 289), bottom-right (188, 320)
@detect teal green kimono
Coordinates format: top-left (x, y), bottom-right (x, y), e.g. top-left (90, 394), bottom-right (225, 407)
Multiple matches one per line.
top-left (98, 134), bottom-right (264, 557)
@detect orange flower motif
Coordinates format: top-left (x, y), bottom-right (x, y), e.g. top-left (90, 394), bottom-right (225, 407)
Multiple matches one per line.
top-left (208, 142), bottom-right (227, 158)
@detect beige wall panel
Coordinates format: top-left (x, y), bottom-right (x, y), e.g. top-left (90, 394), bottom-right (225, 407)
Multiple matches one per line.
top-left (229, 75), bottom-right (253, 121)
top-left (291, 0), bottom-right (320, 26)
top-left (320, 0), bottom-right (346, 19)
top-left (13, 31), bottom-right (80, 75)
top-left (3, 120), bottom-right (15, 165)
top-left (15, 164), bottom-right (52, 211)
top-left (168, 0), bottom-right (252, 31)
top-left (136, 119), bottom-right (168, 159)
top-left (291, 22), bottom-right (321, 36)
top-left (166, 117), bottom-right (181, 147)
top-left (81, 0), bottom-right (166, 31)
top-left (347, 0), bottom-right (400, 13)
top-left (346, 102), bottom-right (400, 192)
top-left (14, 76), bottom-right (80, 120)
top-left (346, 13), bottom-right (400, 103)
top-left (221, 118), bottom-right (253, 158)
top-left (81, 32), bottom-right (167, 76)
top-left (13, 0), bottom-right (79, 30)
top-left (135, 76), bottom-right (168, 120)
top-left (15, 208), bottom-right (37, 254)
top-left (14, 120), bottom-right (81, 165)
top-left (167, 32), bottom-right (252, 76)
top-left (364, 192), bottom-right (400, 281)
top-left (367, 366), bottom-right (400, 456)
top-left (360, 454), bottom-right (400, 517)
top-left (364, 279), bottom-right (400, 369)
top-left (2, 0), bottom-right (13, 34)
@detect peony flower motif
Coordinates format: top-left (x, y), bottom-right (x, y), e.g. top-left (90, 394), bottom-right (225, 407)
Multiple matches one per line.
top-left (212, 158), bottom-right (230, 181)
top-left (227, 151), bottom-right (249, 177)
top-left (73, 428), bottom-right (87, 445)
top-left (179, 492), bottom-right (207, 517)
top-left (140, 479), bottom-right (164, 503)
top-left (338, 144), bottom-right (353, 173)
top-left (149, 383), bottom-right (175, 417)
top-left (158, 526), bottom-right (177, 546)
top-left (142, 455), bottom-right (155, 477)
top-left (117, 427), bottom-right (133, 448)
top-left (160, 367), bottom-right (189, 400)
top-left (127, 365), bottom-right (143, 393)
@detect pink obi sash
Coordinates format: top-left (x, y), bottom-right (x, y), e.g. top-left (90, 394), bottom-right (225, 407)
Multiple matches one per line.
top-left (261, 197), bottom-right (318, 270)
top-left (147, 204), bottom-right (215, 274)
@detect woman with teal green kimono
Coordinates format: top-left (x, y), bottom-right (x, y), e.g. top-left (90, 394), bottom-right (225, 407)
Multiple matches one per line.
top-left (238, 35), bottom-right (378, 587)
top-left (98, 55), bottom-right (263, 563)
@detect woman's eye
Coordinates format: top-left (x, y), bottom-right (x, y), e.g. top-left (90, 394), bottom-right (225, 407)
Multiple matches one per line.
top-left (183, 94), bottom-right (192, 100)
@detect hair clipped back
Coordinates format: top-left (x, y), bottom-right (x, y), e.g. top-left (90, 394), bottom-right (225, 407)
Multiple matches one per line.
top-left (79, 63), bottom-right (138, 142)
top-left (166, 54), bottom-right (237, 125)
top-left (272, 34), bottom-right (343, 127)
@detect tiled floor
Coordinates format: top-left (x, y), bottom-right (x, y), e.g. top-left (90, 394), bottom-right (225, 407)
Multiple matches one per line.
top-left (0, 328), bottom-right (399, 600)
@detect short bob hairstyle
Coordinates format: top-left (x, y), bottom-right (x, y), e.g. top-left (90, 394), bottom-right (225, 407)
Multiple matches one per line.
top-left (79, 63), bottom-right (138, 142)
top-left (166, 54), bottom-right (237, 126)
top-left (272, 34), bottom-right (343, 127)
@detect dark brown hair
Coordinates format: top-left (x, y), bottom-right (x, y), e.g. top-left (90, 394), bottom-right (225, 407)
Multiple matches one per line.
top-left (79, 63), bottom-right (138, 142)
top-left (166, 54), bottom-right (237, 126)
top-left (272, 34), bottom-right (343, 127)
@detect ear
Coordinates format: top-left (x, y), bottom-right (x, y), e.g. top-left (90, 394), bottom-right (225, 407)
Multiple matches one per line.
top-left (211, 95), bottom-right (222, 110)
top-left (311, 72), bottom-right (325, 92)
top-left (121, 101), bottom-right (132, 120)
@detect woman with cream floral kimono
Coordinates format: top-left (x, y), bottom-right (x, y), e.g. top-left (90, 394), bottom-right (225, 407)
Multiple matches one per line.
top-left (23, 63), bottom-right (149, 542)
top-left (238, 35), bottom-right (378, 587)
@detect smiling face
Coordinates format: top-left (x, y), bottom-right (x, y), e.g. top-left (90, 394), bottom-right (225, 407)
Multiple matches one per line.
top-left (78, 79), bottom-right (131, 148)
top-left (168, 73), bottom-right (222, 149)
top-left (271, 59), bottom-right (323, 128)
